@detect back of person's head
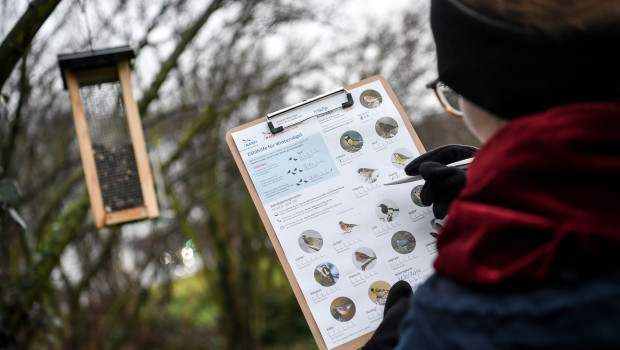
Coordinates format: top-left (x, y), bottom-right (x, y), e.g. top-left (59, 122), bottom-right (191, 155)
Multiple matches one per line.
top-left (431, 0), bottom-right (620, 119)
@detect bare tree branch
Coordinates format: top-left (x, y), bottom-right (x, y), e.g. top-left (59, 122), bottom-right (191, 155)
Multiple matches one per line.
top-left (0, 0), bottom-right (62, 90)
top-left (2, 52), bottom-right (30, 174)
top-left (137, 0), bottom-right (226, 115)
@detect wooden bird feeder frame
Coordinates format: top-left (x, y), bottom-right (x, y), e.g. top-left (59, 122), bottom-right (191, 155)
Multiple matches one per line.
top-left (58, 46), bottom-right (159, 228)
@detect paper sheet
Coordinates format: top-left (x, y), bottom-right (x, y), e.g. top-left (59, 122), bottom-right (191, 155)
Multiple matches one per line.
top-left (231, 80), bottom-right (438, 349)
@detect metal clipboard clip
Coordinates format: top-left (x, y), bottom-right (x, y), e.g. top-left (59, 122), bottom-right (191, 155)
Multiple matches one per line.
top-left (266, 88), bottom-right (354, 134)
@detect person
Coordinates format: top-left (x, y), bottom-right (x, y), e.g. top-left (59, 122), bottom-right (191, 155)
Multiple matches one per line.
top-left (364, 0), bottom-right (620, 349)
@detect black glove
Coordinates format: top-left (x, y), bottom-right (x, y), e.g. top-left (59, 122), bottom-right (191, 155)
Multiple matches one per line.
top-left (363, 280), bottom-right (413, 350)
top-left (405, 145), bottom-right (478, 219)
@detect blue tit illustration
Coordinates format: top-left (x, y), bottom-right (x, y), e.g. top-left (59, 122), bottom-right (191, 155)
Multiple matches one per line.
top-left (393, 152), bottom-right (411, 164)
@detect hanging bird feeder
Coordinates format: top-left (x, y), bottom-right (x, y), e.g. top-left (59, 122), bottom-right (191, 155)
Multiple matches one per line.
top-left (58, 46), bottom-right (159, 228)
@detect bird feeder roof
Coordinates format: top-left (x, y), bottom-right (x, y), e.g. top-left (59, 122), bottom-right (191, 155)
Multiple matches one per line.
top-left (58, 45), bottom-right (135, 89)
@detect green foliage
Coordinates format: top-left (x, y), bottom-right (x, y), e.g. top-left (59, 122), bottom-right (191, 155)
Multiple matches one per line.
top-left (165, 274), bottom-right (218, 326)
top-left (259, 292), bottom-right (313, 347)
top-left (139, 269), bottom-right (315, 349)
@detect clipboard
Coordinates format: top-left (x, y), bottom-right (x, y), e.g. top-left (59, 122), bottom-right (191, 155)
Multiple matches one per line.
top-left (226, 76), bottom-right (428, 350)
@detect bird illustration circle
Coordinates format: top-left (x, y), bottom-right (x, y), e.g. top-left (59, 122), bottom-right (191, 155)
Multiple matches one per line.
top-left (356, 166), bottom-right (380, 184)
top-left (359, 89), bottom-right (383, 109)
top-left (368, 280), bottom-right (392, 305)
top-left (314, 262), bottom-right (339, 287)
top-left (352, 247), bottom-right (377, 271)
top-left (411, 184), bottom-right (428, 207)
top-left (298, 230), bottom-right (323, 253)
top-left (391, 230), bottom-right (416, 254)
top-left (339, 220), bottom-right (360, 232)
top-left (375, 117), bottom-right (398, 138)
top-left (376, 200), bottom-right (400, 222)
top-left (330, 297), bottom-right (356, 322)
top-left (391, 148), bottom-right (414, 169)
top-left (340, 131), bottom-right (364, 153)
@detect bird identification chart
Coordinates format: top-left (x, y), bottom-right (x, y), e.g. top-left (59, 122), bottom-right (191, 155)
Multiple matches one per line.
top-left (226, 76), bottom-right (438, 350)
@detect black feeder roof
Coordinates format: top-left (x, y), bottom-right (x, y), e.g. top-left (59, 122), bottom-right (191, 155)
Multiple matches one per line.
top-left (58, 45), bottom-right (135, 89)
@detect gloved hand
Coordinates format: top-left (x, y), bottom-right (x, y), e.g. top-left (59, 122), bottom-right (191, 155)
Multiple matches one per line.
top-left (363, 280), bottom-right (413, 350)
top-left (405, 144), bottom-right (478, 219)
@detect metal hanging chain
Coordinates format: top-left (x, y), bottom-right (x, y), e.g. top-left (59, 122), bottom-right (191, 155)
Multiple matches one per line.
top-left (76, 0), bottom-right (94, 52)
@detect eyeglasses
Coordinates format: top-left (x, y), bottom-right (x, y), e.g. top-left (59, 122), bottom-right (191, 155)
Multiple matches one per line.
top-left (426, 79), bottom-right (464, 117)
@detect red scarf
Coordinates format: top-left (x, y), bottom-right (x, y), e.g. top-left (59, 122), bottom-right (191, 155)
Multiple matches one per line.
top-left (434, 101), bottom-right (620, 288)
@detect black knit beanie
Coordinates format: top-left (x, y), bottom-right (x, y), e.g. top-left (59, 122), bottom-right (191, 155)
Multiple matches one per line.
top-left (431, 0), bottom-right (620, 119)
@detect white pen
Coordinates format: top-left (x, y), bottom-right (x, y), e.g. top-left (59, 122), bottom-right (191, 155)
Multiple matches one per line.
top-left (383, 157), bottom-right (474, 186)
